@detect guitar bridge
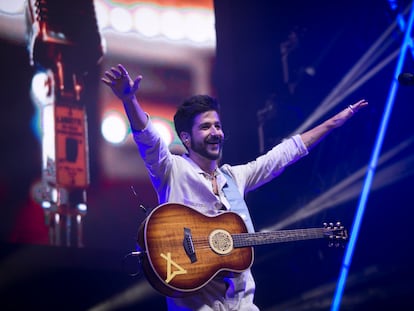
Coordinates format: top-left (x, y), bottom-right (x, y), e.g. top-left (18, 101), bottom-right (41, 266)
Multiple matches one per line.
top-left (183, 227), bottom-right (197, 263)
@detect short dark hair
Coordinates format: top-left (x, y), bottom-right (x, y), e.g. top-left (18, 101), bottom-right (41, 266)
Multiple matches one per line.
top-left (173, 95), bottom-right (221, 137)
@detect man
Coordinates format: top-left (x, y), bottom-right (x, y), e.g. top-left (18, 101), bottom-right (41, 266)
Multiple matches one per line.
top-left (102, 64), bottom-right (368, 310)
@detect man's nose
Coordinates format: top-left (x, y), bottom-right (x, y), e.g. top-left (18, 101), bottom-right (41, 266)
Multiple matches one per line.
top-left (210, 129), bottom-right (221, 138)
top-left (210, 126), bottom-right (221, 135)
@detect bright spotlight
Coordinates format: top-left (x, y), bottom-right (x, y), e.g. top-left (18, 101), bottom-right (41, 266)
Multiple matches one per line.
top-left (110, 7), bottom-right (133, 32)
top-left (31, 71), bottom-right (50, 104)
top-left (101, 111), bottom-right (129, 144)
top-left (134, 6), bottom-right (161, 37)
top-left (152, 118), bottom-right (174, 146)
top-left (77, 203), bottom-right (87, 213)
top-left (160, 9), bottom-right (184, 40)
top-left (185, 11), bottom-right (211, 42)
top-left (94, 1), bottom-right (110, 30)
top-left (0, 0), bottom-right (24, 14)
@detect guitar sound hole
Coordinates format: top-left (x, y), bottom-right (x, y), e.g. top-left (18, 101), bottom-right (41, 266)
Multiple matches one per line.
top-left (209, 229), bottom-right (233, 255)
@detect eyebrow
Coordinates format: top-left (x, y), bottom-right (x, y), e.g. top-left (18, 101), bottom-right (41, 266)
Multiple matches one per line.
top-left (198, 121), bottom-right (221, 127)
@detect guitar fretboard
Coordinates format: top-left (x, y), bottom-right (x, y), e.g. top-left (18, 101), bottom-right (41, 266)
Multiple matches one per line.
top-left (232, 228), bottom-right (326, 248)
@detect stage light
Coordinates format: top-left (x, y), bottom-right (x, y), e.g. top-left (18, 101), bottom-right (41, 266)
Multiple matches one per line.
top-left (387, 0), bottom-right (398, 11)
top-left (54, 213), bottom-right (60, 224)
top-left (31, 71), bottom-right (50, 104)
top-left (77, 203), bottom-right (87, 213)
top-left (30, 71), bottom-right (52, 141)
top-left (94, 1), bottom-right (110, 30)
top-left (134, 6), bottom-right (161, 37)
top-left (42, 201), bottom-right (52, 209)
top-left (0, 0), bottom-right (24, 14)
top-left (101, 110), bottom-right (129, 145)
top-left (185, 11), bottom-right (213, 43)
top-left (110, 7), bottom-right (133, 33)
top-left (0, 1), bottom-right (216, 48)
top-left (331, 3), bottom-right (414, 310)
top-left (160, 9), bottom-right (185, 40)
top-left (152, 117), bottom-right (174, 146)
top-left (290, 4), bottom-right (410, 137)
top-left (31, 71), bottom-right (56, 169)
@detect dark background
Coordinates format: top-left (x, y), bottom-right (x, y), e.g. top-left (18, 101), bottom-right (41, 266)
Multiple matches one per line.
top-left (1, 0), bottom-right (414, 310)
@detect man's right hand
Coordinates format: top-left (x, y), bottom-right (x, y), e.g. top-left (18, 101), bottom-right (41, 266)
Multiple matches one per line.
top-left (101, 64), bottom-right (142, 102)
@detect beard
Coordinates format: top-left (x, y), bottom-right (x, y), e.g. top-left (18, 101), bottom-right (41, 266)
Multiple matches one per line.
top-left (191, 138), bottom-right (223, 161)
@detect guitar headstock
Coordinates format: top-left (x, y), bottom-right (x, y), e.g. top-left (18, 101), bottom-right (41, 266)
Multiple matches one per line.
top-left (323, 222), bottom-right (348, 247)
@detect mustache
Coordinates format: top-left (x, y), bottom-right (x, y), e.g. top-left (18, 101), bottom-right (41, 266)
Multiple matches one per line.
top-left (206, 135), bottom-right (223, 144)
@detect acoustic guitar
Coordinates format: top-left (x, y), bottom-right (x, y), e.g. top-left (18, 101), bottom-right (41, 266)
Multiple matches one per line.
top-left (136, 203), bottom-right (347, 298)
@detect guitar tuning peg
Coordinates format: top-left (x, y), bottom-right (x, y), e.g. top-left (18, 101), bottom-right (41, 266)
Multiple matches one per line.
top-left (323, 222), bottom-right (327, 228)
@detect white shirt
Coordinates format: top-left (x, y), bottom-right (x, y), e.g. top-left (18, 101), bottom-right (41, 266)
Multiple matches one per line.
top-left (133, 119), bottom-right (308, 310)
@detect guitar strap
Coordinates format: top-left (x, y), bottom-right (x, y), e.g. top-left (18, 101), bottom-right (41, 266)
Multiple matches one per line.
top-left (221, 170), bottom-right (255, 233)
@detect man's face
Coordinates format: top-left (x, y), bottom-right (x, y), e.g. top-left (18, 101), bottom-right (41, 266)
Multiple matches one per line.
top-left (189, 110), bottom-right (224, 161)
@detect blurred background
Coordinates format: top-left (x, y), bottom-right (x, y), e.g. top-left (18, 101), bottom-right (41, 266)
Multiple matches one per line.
top-left (1, 0), bottom-right (414, 310)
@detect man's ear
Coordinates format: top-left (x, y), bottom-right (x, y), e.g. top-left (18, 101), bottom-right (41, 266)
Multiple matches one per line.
top-left (180, 132), bottom-right (190, 146)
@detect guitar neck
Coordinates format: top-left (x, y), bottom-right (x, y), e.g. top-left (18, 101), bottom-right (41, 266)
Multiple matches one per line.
top-left (232, 228), bottom-right (326, 248)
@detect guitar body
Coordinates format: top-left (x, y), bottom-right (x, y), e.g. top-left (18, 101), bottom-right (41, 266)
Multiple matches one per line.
top-left (137, 203), bottom-right (253, 298)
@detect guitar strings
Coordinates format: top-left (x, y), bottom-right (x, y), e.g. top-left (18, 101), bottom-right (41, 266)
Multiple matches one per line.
top-left (159, 227), bottom-right (346, 252)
